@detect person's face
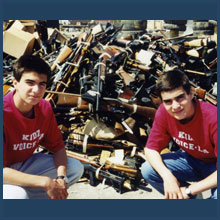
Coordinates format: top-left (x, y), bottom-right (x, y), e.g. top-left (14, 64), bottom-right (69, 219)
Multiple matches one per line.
top-left (13, 71), bottom-right (47, 107)
top-left (161, 86), bottom-right (195, 121)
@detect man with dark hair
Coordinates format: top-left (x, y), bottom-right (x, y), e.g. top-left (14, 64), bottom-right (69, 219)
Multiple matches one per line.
top-left (3, 55), bottom-right (84, 199)
top-left (141, 69), bottom-right (217, 199)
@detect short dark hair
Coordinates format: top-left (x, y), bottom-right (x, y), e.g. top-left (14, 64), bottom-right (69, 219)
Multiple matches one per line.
top-left (156, 69), bottom-right (191, 97)
top-left (13, 55), bottom-right (51, 82)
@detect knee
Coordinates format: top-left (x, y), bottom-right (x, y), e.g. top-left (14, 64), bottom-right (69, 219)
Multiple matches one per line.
top-left (141, 160), bottom-right (155, 181)
top-left (3, 185), bottom-right (29, 199)
top-left (75, 160), bottom-right (84, 179)
top-left (67, 158), bottom-right (84, 179)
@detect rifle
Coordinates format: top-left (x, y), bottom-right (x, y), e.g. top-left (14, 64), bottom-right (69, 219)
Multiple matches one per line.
top-left (95, 50), bottom-right (112, 112)
top-left (66, 150), bottom-right (148, 193)
top-left (126, 60), bottom-right (150, 72)
top-left (81, 48), bottom-right (114, 112)
top-left (190, 81), bottom-right (217, 106)
top-left (45, 29), bottom-right (94, 106)
top-left (110, 38), bottom-right (150, 53)
top-left (103, 97), bottom-right (156, 120)
top-left (46, 90), bottom-right (90, 109)
top-left (83, 163), bottom-right (131, 193)
top-left (65, 132), bottom-right (138, 152)
top-left (109, 47), bottom-right (150, 74)
top-left (50, 45), bottom-right (73, 71)
top-left (117, 67), bottom-right (135, 86)
top-left (159, 30), bottom-right (182, 67)
top-left (46, 90), bottom-right (157, 120)
top-left (151, 69), bottom-right (217, 106)
top-left (66, 150), bottom-right (137, 176)
top-left (95, 23), bottom-right (123, 46)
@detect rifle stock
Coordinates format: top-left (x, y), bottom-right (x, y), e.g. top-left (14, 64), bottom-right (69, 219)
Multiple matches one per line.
top-left (83, 163), bottom-right (133, 192)
top-left (66, 150), bottom-right (137, 176)
top-left (190, 82), bottom-right (217, 106)
top-left (126, 60), bottom-right (149, 72)
top-left (45, 31), bottom-right (94, 106)
top-left (122, 102), bottom-right (156, 120)
top-left (51, 45), bottom-right (73, 71)
top-left (117, 67), bottom-right (135, 86)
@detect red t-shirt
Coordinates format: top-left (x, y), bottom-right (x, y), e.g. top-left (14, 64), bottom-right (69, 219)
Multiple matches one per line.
top-left (146, 100), bottom-right (217, 163)
top-left (3, 91), bottom-right (65, 167)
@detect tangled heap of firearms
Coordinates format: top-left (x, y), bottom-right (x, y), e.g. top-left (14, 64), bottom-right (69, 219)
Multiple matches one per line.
top-left (3, 22), bottom-right (217, 193)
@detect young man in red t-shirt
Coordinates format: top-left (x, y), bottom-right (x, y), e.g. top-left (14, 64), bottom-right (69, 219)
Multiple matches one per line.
top-left (141, 69), bottom-right (217, 199)
top-left (3, 55), bottom-right (84, 199)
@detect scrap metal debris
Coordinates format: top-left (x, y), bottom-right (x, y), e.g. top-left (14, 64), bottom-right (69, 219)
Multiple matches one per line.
top-left (3, 20), bottom-right (217, 193)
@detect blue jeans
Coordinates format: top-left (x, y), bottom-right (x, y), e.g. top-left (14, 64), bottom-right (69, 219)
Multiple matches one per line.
top-left (3, 153), bottom-right (84, 199)
top-left (141, 152), bottom-right (217, 199)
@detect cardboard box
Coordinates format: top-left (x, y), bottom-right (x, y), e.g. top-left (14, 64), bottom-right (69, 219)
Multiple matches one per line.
top-left (3, 27), bottom-right (36, 58)
top-left (22, 22), bottom-right (35, 34)
top-left (10, 20), bottom-right (25, 31)
top-left (48, 28), bottom-right (68, 44)
top-left (20, 20), bottom-right (35, 23)
top-left (10, 20), bottom-right (35, 34)
top-left (3, 21), bottom-right (8, 31)
top-left (33, 31), bottom-right (41, 45)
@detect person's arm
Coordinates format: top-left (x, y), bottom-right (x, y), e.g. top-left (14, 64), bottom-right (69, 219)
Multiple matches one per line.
top-left (3, 166), bottom-right (67, 199)
top-left (144, 148), bottom-right (184, 199)
top-left (3, 167), bottom-right (50, 188)
top-left (180, 170), bottom-right (217, 199)
top-left (52, 147), bottom-right (69, 198)
top-left (53, 147), bottom-right (67, 177)
top-left (3, 147), bottom-right (69, 199)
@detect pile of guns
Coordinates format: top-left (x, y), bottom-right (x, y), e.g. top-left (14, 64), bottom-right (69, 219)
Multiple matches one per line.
top-left (3, 21), bottom-right (217, 193)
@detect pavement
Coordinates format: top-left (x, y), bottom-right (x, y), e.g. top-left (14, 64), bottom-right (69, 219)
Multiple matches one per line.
top-left (67, 177), bottom-right (211, 199)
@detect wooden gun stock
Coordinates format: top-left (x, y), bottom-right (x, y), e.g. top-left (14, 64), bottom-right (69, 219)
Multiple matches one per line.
top-left (51, 45), bottom-right (73, 71)
top-left (191, 87), bottom-right (217, 106)
top-left (126, 60), bottom-right (149, 72)
top-left (192, 87), bottom-right (206, 99)
top-left (204, 93), bottom-right (217, 106)
top-left (184, 39), bottom-right (207, 47)
top-left (45, 90), bottom-right (90, 110)
top-left (66, 150), bottom-right (137, 175)
top-left (122, 102), bottom-right (156, 120)
top-left (117, 67), bottom-right (135, 86)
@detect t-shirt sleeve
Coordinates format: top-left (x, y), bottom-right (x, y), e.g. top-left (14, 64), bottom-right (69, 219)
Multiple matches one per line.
top-left (39, 104), bottom-right (65, 153)
top-left (145, 104), bottom-right (171, 152)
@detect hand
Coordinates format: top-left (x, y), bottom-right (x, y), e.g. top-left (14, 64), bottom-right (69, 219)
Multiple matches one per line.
top-left (180, 186), bottom-right (191, 199)
top-left (55, 178), bottom-right (67, 190)
top-left (163, 174), bottom-right (184, 199)
top-left (44, 177), bottom-right (68, 199)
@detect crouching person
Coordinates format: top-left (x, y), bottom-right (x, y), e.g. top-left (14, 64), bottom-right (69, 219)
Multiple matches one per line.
top-left (3, 55), bottom-right (84, 199)
top-left (141, 69), bottom-right (217, 199)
